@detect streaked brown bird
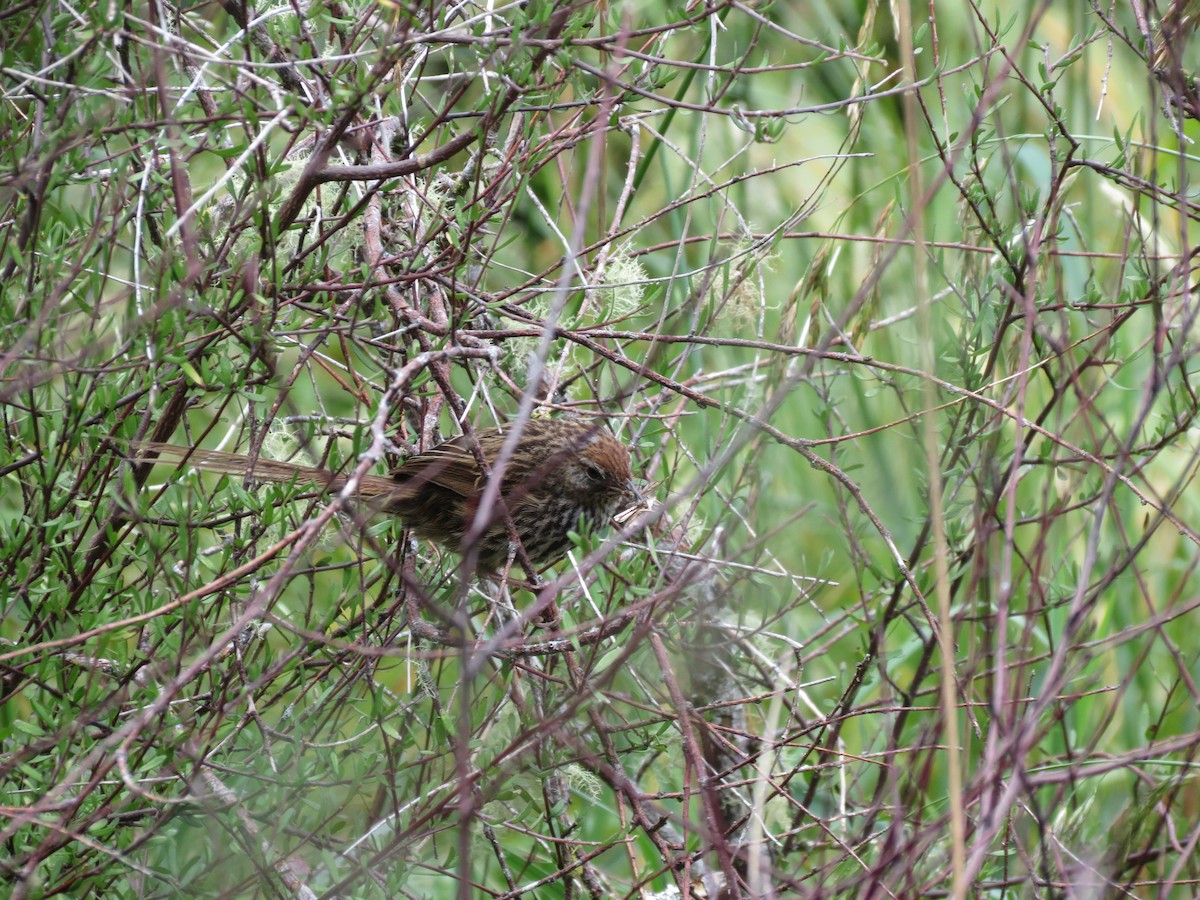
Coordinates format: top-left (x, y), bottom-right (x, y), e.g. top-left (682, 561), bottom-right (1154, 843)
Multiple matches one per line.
top-left (131, 418), bottom-right (640, 572)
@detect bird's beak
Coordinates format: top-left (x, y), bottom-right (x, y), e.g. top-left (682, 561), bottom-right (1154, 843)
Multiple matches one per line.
top-left (614, 480), bottom-right (647, 526)
top-left (624, 480), bottom-right (645, 507)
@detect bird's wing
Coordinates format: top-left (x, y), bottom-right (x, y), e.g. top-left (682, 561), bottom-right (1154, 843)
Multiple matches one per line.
top-left (390, 439), bottom-right (482, 497)
top-left (390, 421), bottom-right (569, 498)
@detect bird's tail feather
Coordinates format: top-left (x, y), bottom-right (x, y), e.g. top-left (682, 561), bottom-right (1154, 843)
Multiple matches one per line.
top-left (127, 441), bottom-right (400, 498)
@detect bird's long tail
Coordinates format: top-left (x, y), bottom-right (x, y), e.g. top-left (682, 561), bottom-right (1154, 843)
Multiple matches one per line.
top-left (127, 441), bottom-right (400, 498)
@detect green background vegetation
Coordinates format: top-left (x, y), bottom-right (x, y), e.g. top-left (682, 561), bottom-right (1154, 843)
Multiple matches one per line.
top-left (3, 0), bottom-right (1200, 896)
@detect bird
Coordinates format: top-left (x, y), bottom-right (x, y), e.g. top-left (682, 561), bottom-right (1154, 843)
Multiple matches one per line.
top-left (130, 418), bottom-right (640, 572)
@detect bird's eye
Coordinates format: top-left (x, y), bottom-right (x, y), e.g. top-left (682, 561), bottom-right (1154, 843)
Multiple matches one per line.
top-left (583, 460), bottom-right (606, 482)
